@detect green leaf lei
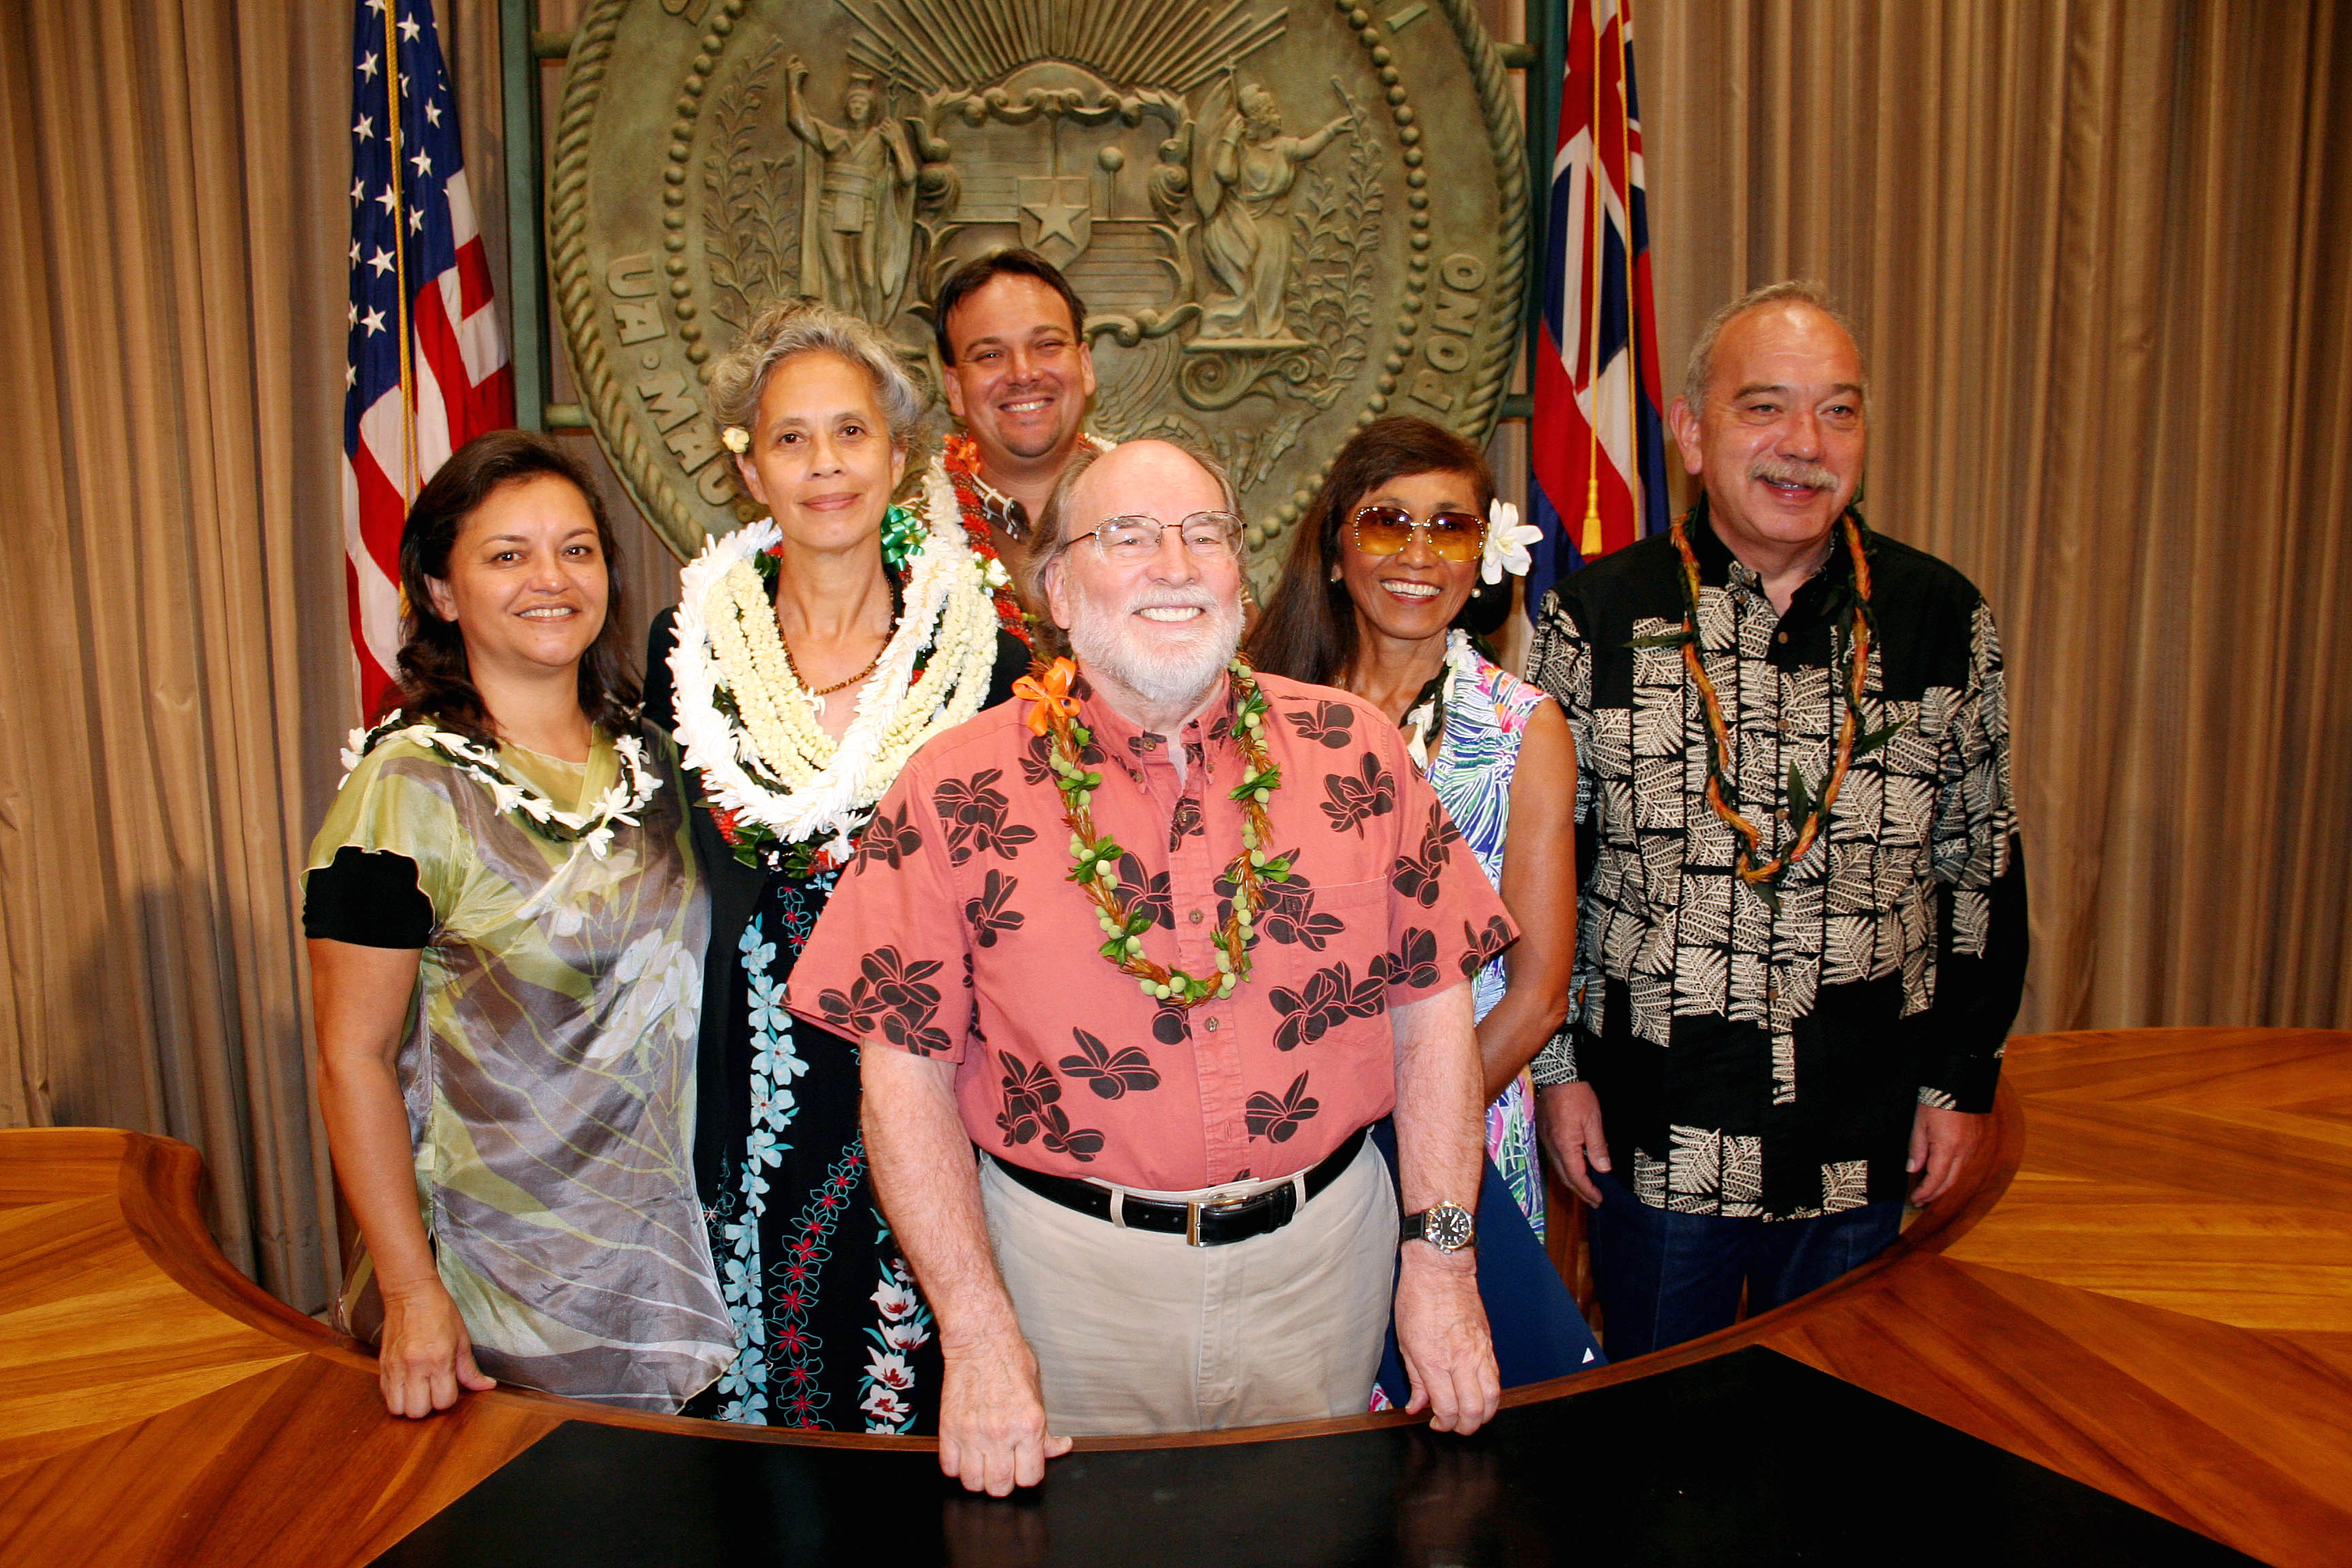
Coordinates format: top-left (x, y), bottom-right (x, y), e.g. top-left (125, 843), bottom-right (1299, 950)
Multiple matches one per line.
top-left (1033, 655), bottom-right (1290, 1009)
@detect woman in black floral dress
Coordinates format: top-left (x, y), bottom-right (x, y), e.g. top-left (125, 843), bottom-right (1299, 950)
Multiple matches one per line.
top-left (644, 300), bottom-right (1023, 1431)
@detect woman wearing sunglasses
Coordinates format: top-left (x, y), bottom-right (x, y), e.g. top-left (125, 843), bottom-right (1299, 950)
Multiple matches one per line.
top-left (1250, 415), bottom-right (1600, 1396)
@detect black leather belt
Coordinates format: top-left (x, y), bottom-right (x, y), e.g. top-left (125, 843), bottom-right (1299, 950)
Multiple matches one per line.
top-left (989, 1127), bottom-right (1369, 1247)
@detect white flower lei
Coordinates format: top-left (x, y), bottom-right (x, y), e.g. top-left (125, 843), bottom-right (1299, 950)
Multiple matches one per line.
top-left (338, 714), bottom-right (659, 860)
top-left (669, 466), bottom-right (1000, 862)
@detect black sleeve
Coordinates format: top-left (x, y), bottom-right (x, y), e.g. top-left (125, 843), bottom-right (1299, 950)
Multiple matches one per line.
top-left (643, 606), bottom-right (682, 737)
top-left (303, 845), bottom-right (433, 948)
top-left (984, 629), bottom-right (1032, 708)
top-left (1918, 832), bottom-right (2029, 1113)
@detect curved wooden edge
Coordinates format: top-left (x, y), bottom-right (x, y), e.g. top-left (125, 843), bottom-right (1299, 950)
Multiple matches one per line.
top-left (45, 1074), bottom-right (2021, 1458)
top-left (103, 1130), bottom-right (374, 1365)
top-left (490, 1077), bottom-right (2028, 1453)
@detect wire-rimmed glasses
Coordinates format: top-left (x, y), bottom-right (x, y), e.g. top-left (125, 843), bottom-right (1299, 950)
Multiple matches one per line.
top-left (1070, 511), bottom-right (1246, 563)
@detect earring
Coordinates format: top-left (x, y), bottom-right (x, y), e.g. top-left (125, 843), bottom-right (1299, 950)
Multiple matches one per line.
top-left (1471, 583), bottom-right (1483, 598)
top-left (1328, 564), bottom-right (1342, 582)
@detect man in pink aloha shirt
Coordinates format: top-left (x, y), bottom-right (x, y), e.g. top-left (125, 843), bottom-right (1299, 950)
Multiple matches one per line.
top-left (790, 439), bottom-right (1508, 1494)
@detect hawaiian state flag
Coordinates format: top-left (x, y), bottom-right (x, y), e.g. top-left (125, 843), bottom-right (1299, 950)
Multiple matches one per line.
top-left (1528, 0), bottom-right (1670, 614)
top-left (344, 0), bottom-right (514, 717)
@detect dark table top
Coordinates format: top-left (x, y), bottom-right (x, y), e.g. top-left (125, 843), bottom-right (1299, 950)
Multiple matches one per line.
top-left (371, 1346), bottom-right (2254, 1567)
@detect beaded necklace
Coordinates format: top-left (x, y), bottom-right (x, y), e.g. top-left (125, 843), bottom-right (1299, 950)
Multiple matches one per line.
top-left (1652, 502), bottom-right (1902, 911)
top-left (779, 630), bottom-right (890, 706)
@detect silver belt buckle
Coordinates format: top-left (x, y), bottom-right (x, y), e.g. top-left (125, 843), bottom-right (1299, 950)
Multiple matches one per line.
top-left (1186, 1187), bottom-right (1255, 1247)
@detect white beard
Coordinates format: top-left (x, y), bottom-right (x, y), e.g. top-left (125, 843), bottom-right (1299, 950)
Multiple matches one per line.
top-left (1065, 580), bottom-right (1244, 713)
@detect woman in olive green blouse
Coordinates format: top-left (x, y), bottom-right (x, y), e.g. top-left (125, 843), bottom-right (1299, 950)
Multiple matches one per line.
top-left (305, 431), bottom-right (729, 1417)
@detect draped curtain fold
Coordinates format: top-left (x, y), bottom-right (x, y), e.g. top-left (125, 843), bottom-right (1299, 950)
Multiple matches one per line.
top-left (0, 1), bottom-right (2345, 1311)
top-left (0, 0), bottom-right (351, 1307)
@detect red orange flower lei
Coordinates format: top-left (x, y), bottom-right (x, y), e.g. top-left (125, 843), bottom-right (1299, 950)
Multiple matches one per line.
top-left (941, 434), bottom-right (1031, 647)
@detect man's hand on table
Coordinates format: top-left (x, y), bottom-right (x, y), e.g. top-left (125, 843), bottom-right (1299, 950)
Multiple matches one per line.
top-left (1908, 1102), bottom-right (1989, 1205)
top-left (1393, 1245), bottom-right (1499, 1435)
top-left (937, 1328), bottom-right (1072, 1496)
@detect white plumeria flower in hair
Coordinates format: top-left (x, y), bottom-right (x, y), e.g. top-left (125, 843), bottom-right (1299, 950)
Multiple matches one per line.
top-left (721, 425), bottom-right (751, 455)
top-left (1481, 499), bottom-right (1543, 585)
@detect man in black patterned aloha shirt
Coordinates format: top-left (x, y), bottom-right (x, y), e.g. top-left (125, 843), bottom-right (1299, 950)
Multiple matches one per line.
top-left (1528, 281), bottom-right (2029, 1357)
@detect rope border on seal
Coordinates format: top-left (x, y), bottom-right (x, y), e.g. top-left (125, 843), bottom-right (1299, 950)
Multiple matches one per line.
top-left (1439, 0), bottom-right (1531, 444)
top-left (547, 0), bottom-right (713, 566)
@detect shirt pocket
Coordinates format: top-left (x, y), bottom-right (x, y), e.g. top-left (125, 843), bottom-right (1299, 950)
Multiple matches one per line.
top-left (1256, 874), bottom-right (1394, 1049)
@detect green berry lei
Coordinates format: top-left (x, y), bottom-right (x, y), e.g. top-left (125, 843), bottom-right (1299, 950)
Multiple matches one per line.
top-left (1026, 655), bottom-right (1290, 1009)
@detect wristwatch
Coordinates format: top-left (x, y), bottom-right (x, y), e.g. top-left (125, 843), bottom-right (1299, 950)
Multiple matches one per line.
top-left (1400, 1202), bottom-right (1476, 1253)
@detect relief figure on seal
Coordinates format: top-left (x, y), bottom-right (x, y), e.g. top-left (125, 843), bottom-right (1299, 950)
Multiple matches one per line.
top-left (784, 58), bottom-right (917, 325)
top-left (1198, 78), bottom-right (1356, 343)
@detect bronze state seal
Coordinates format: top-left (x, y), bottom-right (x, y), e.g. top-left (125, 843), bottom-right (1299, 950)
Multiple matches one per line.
top-left (550, 0), bottom-right (1527, 587)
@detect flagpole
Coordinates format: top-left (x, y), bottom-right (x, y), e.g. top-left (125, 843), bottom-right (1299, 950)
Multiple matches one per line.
top-left (1580, 1), bottom-right (1605, 561)
top-left (383, 0), bottom-right (419, 502)
top-left (1616, 1), bottom-right (1637, 541)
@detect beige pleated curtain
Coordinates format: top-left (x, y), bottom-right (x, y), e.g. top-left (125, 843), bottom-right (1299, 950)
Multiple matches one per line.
top-left (1, 0), bottom-right (2345, 1311)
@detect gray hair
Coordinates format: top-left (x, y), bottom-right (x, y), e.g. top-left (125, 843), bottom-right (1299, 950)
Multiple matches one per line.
top-left (1025, 440), bottom-right (1245, 656)
top-left (706, 298), bottom-right (930, 449)
top-left (1680, 280), bottom-right (1869, 412)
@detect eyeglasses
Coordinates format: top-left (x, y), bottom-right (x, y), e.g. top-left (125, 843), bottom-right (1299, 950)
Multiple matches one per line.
top-left (1350, 504), bottom-right (1487, 562)
top-left (1070, 512), bottom-right (1245, 563)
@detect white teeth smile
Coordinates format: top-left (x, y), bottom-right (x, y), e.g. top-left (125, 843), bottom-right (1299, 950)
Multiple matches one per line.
top-left (1384, 581), bottom-right (1441, 600)
top-left (1001, 397), bottom-right (1050, 414)
top-left (1138, 606), bottom-right (1204, 622)
top-left (520, 606), bottom-right (575, 619)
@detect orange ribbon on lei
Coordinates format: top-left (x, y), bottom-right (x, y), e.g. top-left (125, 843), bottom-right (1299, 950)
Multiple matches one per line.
top-left (1014, 657), bottom-right (1081, 736)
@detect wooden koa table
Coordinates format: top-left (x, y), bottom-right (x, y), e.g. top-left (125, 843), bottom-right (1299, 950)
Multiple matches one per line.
top-left (3, 1029), bottom-right (2347, 1567)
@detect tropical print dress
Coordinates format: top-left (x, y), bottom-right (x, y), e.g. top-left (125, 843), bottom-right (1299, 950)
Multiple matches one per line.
top-left (1420, 634), bottom-right (1552, 1237)
top-left (646, 605), bottom-right (1024, 1435)
top-left (685, 864), bottom-right (943, 1433)
top-left (306, 728), bottom-right (734, 1409)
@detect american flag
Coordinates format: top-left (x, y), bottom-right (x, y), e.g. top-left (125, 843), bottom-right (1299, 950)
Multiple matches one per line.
top-left (344, 0), bottom-right (513, 717)
top-left (1528, 0), bottom-right (1670, 611)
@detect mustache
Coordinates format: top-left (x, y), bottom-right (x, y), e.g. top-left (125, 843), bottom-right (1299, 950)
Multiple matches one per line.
top-left (1750, 456), bottom-right (1840, 490)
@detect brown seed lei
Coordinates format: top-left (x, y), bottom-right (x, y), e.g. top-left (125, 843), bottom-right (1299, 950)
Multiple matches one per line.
top-left (1659, 504), bottom-right (1899, 911)
top-left (1036, 656), bottom-right (1289, 1008)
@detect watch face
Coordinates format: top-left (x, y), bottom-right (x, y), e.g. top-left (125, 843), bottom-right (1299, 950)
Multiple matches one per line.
top-left (1424, 1204), bottom-right (1475, 1251)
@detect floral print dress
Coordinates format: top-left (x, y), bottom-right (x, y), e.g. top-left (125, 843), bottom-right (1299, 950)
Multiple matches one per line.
top-left (644, 604), bottom-right (1026, 1437)
top-left (686, 866), bottom-right (941, 1432)
top-left (1421, 635), bottom-right (1552, 1237)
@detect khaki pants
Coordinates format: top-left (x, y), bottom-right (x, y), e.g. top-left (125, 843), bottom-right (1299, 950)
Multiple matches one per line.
top-left (978, 1140), bottom-right (1397, 1435)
